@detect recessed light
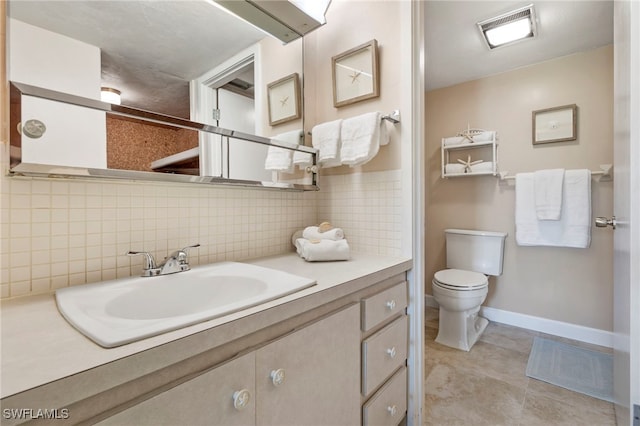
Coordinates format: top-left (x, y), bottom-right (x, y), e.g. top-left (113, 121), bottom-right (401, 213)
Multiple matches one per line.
top-left (101, 87), bottom-right (121, 105)
top-left (477, 4), bottom-right (537, 50)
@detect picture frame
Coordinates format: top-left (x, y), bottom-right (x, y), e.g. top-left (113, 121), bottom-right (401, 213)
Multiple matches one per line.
top-left (267, 73), bottom-right (301, 126)
top-left (332, 39), bottom-right (380, 108)
top-left (532, 104), bottom-right (578, 144)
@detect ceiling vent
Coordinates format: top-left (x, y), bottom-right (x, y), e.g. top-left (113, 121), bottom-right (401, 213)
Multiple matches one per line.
top-left (477, 4), bottom-right (537, 50)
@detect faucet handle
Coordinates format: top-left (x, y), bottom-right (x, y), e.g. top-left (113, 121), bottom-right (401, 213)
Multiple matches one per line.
top-left (126, 251), bottom-right (160, 277)
top-left (177, 244), bottom-right (200, 264)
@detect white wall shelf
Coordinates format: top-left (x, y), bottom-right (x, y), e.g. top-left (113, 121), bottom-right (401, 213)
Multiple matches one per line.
top-left (441, 133), bottom-right (498, 178)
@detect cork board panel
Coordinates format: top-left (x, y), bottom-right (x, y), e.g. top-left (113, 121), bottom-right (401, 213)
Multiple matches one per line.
top-left (106, 115), bottom-right (198, 172)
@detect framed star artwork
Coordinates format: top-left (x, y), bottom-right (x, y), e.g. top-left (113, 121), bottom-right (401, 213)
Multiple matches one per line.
top-left (332, 39), bottom-right (379, 108)
top-left (267, 73), bottom-right (301, 126)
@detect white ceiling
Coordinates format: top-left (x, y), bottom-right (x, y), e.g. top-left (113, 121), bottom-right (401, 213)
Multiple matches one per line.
top-left (425, 1), bottom-right (614, 91)
top-left (8, 1), bottom-right (614, 117)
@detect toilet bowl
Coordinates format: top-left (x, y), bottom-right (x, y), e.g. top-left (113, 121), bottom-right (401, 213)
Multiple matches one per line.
top-left (432, 269), bottom-right (489, 351)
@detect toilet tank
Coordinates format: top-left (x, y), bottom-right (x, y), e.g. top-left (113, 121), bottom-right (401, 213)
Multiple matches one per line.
top-left (445, 229), bottom-right (507, 276)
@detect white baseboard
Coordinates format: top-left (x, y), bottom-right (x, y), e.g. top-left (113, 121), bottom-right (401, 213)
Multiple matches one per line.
top-left (425, 295), bottom-right (613, 348)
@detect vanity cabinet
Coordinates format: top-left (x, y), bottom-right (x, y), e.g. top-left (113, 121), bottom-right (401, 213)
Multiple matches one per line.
top-left (97, 303), bottom-right (360, 426)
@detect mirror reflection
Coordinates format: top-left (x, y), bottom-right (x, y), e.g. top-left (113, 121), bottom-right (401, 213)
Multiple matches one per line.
top-left (7, 0), bottom-right (311, 186)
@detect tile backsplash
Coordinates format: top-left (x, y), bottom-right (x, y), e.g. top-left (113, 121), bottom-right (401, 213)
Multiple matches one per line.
top-left (1, 169), bottom-right (403, 299)
top-left (317, 170), bottom-right (403, 257)
top-left (1, 177), bottom-right (316, 299)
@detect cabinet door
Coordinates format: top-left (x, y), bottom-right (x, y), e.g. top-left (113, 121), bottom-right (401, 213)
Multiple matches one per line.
top-left (98, 352), bottom-right (256, 426)
top-left (255, 304), bottom-right (361, 426)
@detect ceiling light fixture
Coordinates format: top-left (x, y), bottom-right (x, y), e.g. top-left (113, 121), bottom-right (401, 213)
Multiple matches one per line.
top-left (477, 4), bottom-right (537, 50)
top-left (100, 87), bottom-right (121, 105)
top-left (211, 0), bottom-right (331, 44)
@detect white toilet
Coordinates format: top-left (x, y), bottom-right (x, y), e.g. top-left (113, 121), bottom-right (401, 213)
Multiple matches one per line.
top-left (432, 229), bottom-right (507, 351)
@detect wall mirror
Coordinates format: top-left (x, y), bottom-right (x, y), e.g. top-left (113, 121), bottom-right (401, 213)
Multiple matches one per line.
top-left (7, 0), bottom-right (318, 190)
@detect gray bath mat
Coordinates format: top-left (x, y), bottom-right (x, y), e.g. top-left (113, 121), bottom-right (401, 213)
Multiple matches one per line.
top-left (526, 336), bottom-right (614, 402)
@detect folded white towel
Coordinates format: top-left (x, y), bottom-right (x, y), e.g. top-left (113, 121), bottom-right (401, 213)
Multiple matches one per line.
top-left (292, 150), bottom-right (313, 168)
top-left (534, 168), bottom-right (565, 220)
top-left (443, 136), bottom-right (466, 146)
top-left (340, 112), bottom-right (386, 166)
top-left (472, 131), bottom-right (496, 142)
top-left (445, 163), bottom-right (466, 174)
top-left (264, 130), bottom-right (303, 172)
top-left (312, 119), bottom-right (343, 168)
top-left (515, 169), bottom-right (591, 248)
top-left (302, 226), bottom-right (345, 241)
top-left (470, 162), bottom-right (494, 173)
top-left (295, 238), bottom-right (351, 262)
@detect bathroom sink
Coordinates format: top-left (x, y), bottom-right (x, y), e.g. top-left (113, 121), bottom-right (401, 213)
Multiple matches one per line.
top-left (55, 262), bottom-right (316, 348)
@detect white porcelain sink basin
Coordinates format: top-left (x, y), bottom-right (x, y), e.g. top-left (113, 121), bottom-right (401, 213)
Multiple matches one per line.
top-left (55, 262), bottom-right (316, 347)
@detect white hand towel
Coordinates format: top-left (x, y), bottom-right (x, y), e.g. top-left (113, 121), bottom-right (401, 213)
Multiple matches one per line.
top-left (534, 168), bottom-right (565, 220)
top-left (445, 163), bottom-right (466, 174)
top-left (470, 162), bottom-right (494, 173)
top-left (302, 226), bottom-right (345, 241)
top-left (311, 119), bottom-right (343, 168)
top-left (443, 136), bottom-right (465, 146)
top-left (515, 169), bottom-right (591, 248)
top-left (340, 112), bottom-right (385, 166)
top-left (295, 238), bottom-right (351, 262)
top-left (264, 130), bottom-right (303, 172)
top-left (292, 150), bottom-right (313, 168)
top-left (472, 131), bottom-right (496, 142)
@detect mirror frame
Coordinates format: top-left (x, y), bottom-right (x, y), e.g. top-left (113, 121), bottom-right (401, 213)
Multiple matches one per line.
top-left (9, 82), bottom-right (319, 191)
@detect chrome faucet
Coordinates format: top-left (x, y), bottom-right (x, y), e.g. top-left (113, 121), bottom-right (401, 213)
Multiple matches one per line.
top-left (126, 244), bottom-right (200, 277)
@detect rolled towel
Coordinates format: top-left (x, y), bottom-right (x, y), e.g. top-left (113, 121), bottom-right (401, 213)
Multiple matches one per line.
top-left (445, 163), bottom-right (466, 174)
top-left (469, 162), bottom-right (494, 173)
top-left (295, 238), bottom-right (351, 262)
top-left (472, 131), bottom-right (496, 142)
top-left (291, 229), bottom-right (304, 247)
top-left (303, 225), bottom-right (344, 241)
top-left (443, 136), bottom-right (465, 146)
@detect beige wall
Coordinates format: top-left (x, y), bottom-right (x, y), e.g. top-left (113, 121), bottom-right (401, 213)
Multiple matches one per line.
top-left (303, 0), bottom-right (402, 174)
top-left (425, 45), bottom-right (614, 331)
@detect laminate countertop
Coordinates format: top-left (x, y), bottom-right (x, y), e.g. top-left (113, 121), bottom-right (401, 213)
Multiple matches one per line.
top-left (1, 252), bottom-right (412, 400)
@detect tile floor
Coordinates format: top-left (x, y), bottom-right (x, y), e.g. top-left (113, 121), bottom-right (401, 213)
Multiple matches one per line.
top-left (425, 307), bottom-right (617, 426)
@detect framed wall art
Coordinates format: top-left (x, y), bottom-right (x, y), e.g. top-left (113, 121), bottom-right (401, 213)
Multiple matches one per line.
top-left (332, 39), bottom-right (379, 108)
top-left (532, 104), bottom-right (578, 144)
top-left (267, 73), bottom-right (301, 126)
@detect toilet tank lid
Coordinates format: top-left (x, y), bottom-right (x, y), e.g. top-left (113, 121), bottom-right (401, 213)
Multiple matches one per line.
top-left (444, 229), bottom-right (508, 238)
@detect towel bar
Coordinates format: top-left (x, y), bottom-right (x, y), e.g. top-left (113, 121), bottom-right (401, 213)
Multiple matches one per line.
top-left (499, 164), bottom-right (613, 182)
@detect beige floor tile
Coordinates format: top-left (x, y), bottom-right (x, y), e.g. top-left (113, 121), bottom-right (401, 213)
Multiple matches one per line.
top-left (425, 364), bottom-right (525, 426)
top-left (519, 391), bottom-right (616, 426)
top-left (424, 307), bottom-right (616, 426)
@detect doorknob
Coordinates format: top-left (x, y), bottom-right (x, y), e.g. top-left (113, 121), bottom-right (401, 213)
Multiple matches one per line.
top-left (595, 216), bottom-right (616, 229)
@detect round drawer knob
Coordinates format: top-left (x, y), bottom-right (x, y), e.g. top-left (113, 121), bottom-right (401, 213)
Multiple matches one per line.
top-left (270, 368), bottom-right (286, 387)
top-left (387, 405), bottom-right (398, 416)
top-left (386, 347), bottom-right (397, 358)
top-left (232, 389), bottom-right (251, 410)
top-left (386, 300), bottom-right (396, 310)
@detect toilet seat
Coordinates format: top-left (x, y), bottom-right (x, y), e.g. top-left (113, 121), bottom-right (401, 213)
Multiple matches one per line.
top-left (433, 269), bottom-right (488, 291)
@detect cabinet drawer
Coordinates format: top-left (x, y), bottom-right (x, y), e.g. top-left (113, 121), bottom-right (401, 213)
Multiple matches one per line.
top-left (363, 366), bottom-right (407, 426)
top-left (361, 282), bottom-right (407, 332)
top-left (98, 352), bottom-right (255, 426)
top-left (362, 315), bottom-right (408, 396)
